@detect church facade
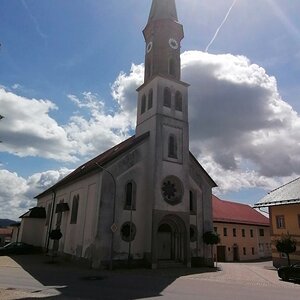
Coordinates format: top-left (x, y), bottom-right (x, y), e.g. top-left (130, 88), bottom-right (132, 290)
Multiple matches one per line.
top-left (19, 0), bottom-right (217, 269)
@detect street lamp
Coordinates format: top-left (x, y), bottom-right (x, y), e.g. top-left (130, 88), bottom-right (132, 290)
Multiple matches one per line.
top-left (95, 162), bottom-right (116, 270)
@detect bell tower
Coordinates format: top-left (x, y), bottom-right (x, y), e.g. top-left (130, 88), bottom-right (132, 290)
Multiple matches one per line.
top-left (136, 0), bottom-right (191, 268)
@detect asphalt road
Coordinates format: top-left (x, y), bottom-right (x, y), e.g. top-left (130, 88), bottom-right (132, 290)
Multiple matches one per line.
top-left (0, 255), bottom-right (299, 299)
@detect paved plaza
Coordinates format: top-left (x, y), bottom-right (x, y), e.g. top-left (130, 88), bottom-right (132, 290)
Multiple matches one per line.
top-left (0, 255), bottom-right (299, 299)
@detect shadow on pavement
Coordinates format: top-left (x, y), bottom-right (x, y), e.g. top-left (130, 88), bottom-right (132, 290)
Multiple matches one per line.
top-left (10, 254), bottom-right (219, 300)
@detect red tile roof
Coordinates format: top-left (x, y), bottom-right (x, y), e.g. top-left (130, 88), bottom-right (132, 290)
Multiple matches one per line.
top-left (213, 195), bottom-right (269, 226)
top-left (0, 228), bottom-right (13, 236)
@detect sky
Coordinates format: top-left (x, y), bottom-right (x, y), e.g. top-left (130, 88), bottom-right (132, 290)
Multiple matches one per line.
top-left (0, 0), bottom-right (300, 220)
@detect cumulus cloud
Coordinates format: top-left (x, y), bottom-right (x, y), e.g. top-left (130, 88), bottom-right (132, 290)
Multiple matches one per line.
top-left (2, 50), bottom-right (300, 209)
top-left (0, 168), bottom-right (72, 220)
top-left (0, 88), bottom-right (76, 161)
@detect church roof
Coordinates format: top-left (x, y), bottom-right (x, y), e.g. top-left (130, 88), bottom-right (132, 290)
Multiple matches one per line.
top-left (35, 132), bottom-right (150, 198)
top-left (254, 177), bottom-right (300, 208)
top-left (213, 195), bottom-right (269, 226)
top-left (148, 0), bottom-right (178, 22)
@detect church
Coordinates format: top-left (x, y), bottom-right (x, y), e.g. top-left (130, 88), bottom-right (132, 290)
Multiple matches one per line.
top-left (18, 0), bottom-right (217, 269)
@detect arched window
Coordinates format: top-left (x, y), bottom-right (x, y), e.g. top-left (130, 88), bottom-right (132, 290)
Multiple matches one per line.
top-left (163, 87), bottom-right (171, 108)
top-left (141, 95), bottom-right (146, 114)
top-left (168, 134), bottom-right (177, 159)
top-left (169, 58), bottom-right (176, 76)
top-left (190, 190), bottom-right (196, 214)
top-left (70, 195), bottom-right (79, 224)
top-left (175, 91), bottom-right (182, 111)
top-left (125, 181), bottom-right (136, 210)
top-left (148, 89), bottom-right (153, 110)
top-left (146, 60), bottom-right (152, 79)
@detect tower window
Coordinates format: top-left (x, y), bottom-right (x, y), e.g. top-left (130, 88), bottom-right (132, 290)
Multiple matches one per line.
top-left (148, 89), bottom-right (153, 109)
top-left (175, 91), bottom-right (182, 111)
top-left (169, 58), bottom-right (176, 76)
top-left (189, 190), bottom-right (196, 214)
top-left (146, 60), bottom-right (152, 79)
top-left (124, 181), bottom-right (136, 210)
top-left (168, 134), bottom-right (177, 159)
top-left (141, 95), bottom-right (146, 114)
top-left (163, 87), bottom-right (171, 108)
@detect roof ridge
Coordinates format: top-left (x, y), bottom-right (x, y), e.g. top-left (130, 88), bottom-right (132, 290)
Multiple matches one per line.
top-left (268, 176), bottom-right (300, 194)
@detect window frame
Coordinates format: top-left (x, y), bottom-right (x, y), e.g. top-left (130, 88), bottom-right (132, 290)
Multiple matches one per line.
top-left (163, 87), bottom-right (171, 108)
top-left (70, 194), bottom-right (79, 224)
top-left (276, 215), bottom-right (285, 229)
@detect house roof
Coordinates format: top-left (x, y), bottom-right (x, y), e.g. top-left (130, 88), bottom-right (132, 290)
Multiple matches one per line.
top-left (35, 132), bottom-right (150, 198)
top-left (254, 177), bottom-right (300, 208)
top-left (213, 195), bottom-right (269, 226)
top-left (0, 228), bottom-right (13, 236)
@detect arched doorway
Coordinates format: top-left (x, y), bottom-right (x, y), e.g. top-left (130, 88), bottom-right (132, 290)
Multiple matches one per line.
top-left (157, 215), bottom-right (186, 263)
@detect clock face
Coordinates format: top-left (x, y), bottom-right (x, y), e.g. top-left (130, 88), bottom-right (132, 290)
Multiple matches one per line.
top-left (169, 38), bottom-right (179, 49)
top-left (146, 41), bottom-right (153, 53)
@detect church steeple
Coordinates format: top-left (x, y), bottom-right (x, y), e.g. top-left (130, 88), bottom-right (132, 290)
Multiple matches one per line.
top-left (148, 0), bottom-right (178, 22)
top-left (143, 0), bottom-right (184, 83)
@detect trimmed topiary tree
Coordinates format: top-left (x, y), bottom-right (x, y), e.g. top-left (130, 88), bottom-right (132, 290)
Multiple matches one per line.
top-left (275, 233), bottom-right (297, 266)
top-left (203, 231), bottom-right (220, 267)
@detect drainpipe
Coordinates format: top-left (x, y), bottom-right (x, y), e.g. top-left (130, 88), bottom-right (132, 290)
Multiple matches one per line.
top-left (46, 190), bottom-right (56, 252)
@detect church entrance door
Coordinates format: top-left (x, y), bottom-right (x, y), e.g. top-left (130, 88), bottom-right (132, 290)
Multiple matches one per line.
top-left (157, 215), bottom-right (186, 263)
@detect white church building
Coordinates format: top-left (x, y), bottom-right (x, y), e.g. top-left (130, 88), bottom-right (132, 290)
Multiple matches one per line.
top-left (18, 0), bottom-right (217, 269)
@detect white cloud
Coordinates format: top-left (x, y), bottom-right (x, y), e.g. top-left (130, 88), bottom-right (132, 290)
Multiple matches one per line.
top-left (2, 51), bottom-right (300, 202)
top-left (0, 168), bottom-right (72, 220)
top-left (0, 88), bottom-right (76, 161)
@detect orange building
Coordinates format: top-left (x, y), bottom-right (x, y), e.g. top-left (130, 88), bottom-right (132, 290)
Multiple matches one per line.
top-left (255, 178), bottom-right (300, 267)
top-left (213, 196), bottom-right (271, 262)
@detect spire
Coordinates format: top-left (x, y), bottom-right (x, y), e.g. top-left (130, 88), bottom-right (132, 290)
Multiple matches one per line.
top-left (148, 0), bottom-right (178, 22)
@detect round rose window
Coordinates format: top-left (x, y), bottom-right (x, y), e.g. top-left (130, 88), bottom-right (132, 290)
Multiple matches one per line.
top-left (161, 175), bottom-right (183, 205)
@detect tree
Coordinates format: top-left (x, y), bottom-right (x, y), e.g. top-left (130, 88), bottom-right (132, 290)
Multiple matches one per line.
top-left (275, 233), bottom-right (297, 266)
top-left (203, 231), bottom-right (220, 267)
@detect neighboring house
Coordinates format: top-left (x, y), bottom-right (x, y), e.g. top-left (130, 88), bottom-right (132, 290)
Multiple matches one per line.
top-left (254, 177), bottom-right (300, 267)
top-left (213, 195), bottom-right (271, 262)
top-left (0, 228), bottom-right (12, 246)
top-left (17, 0), bottom-right (217, 269)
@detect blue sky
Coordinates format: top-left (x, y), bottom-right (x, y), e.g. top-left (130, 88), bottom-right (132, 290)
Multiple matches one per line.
top-left (1, 0), bottom-right (300, 220)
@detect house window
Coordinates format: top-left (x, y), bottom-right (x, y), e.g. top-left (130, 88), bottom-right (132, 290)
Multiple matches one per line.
top-left (214, 227), bottom-right (218, 233)
top-left (148, 89), bottom-right (153, 109)
top-left (169, 58), bottom-right (175, 76)
top-left (242, 229), bottom-right (245, 237)
top-left (298, 215), bottom-right (300, 228)
top-left (252, 247), bottom-right (255, 255)
top-left (124, 181), bottom-right (136, 210)
top-left (141, 94), bottom-right (146, 114)
top-left (168, 134), bottom-right (177, 159)
top-left (223, 227), bottom-right (227, 237)
top-left (233, 228), bottom-right (236, 237)
top-left (70, 194), bottom-right (79, 224)
top-left (250, 229), bottom-right (254, 238)
top-left (259, 228), bottom-right (264, 236)
top-left (276, 215), bottom-right (285, 229)
top-left (243, 247), bottom-right (246, 255)
top-left (189, 190), bottom-right (196, 214)
top-left (163, 87), bottom-right (171, 107)
top-left (175, 91), bottom-right (182, 111)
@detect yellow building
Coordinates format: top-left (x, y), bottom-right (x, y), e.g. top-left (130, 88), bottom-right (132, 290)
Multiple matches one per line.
top-left (213, 196), bottom-right (271, 262)
top-left (255, 178), bottom-right (300, 267)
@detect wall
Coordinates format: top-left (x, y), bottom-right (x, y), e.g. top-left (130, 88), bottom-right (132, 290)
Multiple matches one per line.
top-left (213, 222), bottom-right (271, 261)
top-left (270, 204), bottom-right (300, 267)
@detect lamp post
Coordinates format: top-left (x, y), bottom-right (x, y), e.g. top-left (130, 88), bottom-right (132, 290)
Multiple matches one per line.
top-left (95, 163), bottom-right (116, 271)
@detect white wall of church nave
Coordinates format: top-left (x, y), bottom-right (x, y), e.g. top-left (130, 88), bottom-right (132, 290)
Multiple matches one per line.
top-left (37, 172), bottom-right (100, 259)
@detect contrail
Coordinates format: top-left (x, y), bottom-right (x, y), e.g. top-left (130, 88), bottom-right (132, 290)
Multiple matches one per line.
top-left (21, 0), bottom-right (47, 41)
top-left (205, 0), bottom-right (238, 52)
